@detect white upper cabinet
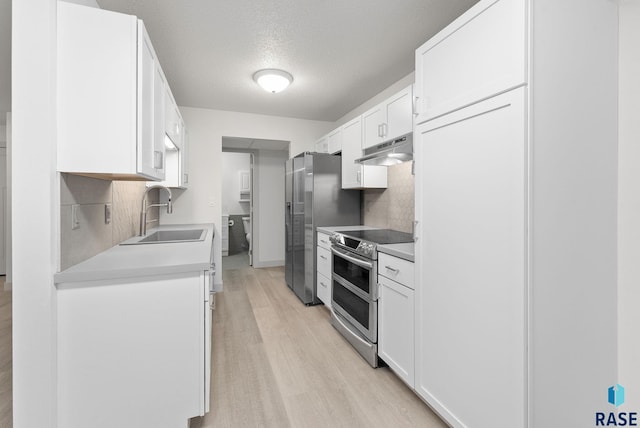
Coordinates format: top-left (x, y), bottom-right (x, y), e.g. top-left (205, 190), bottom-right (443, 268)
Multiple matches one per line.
top-left (164, 87), bottom-right (183, 149)
top-left (158, 85), bottom-right (189, 189)
top-left (362, 85), bottom-right (414, 150)
top-left (57, 2), bottom-right (167, 181)
top-left (341, 116), bottom-right (387, 189)
top-left (315, 129), bottom-right (341, 155)
top-left (326, 128), bottom-right (342, 154)
top-left (414, 0), bottom-right (526, 124)
top-left (314, 135), bottom-right (328, 153)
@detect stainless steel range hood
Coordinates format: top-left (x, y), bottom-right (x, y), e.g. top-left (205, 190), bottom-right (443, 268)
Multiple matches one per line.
top-left (355, 133), bottom-right (413, 166)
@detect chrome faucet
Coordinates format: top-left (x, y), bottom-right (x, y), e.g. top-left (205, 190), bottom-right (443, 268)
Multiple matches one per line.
top-left (140, 185), bottom-right (173, 236)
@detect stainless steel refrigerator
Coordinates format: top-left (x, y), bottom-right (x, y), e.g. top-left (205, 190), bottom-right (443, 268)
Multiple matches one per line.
top-left (285, 152), bottom-right (361, 305)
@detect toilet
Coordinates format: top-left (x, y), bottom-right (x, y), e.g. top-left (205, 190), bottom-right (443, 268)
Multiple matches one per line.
top-left (242, 217), bottom-right (251, 247)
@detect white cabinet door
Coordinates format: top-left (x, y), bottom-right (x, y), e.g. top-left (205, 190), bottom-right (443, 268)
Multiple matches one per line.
top-left (164, 87), bottom-right (182, 149)
top-left (316, 272), bottom-right (331, 309)
top-left (414, 88), bottom-right (526, 428)
top-left (181, 127), bottom-right (190, 187)
top-left (362, 85), bottom-right (413, 150)
top-left (341, 116), bottom-right (364, 189)
top-left (57, 273), bottom-right (204, 428)
top-left (341, 116), bottom-right (387, 189)
top-left (362, 104), bottom-right (385, 149)
top-left (327, 128), bottom-right (342, 154)
top-left (137, 22), bottom-right (165, 180)
top-left (414, 0), bottom-right (526, 124)
top-left (384, 85), bottom-right (413, 141)
top-left (378, 275), bottom-right (414, 388)
top-left (315, 135), bottom-right (328, 153)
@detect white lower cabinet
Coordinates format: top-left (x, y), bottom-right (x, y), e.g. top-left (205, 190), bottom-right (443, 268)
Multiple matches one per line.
top-left (378, 275), bottom-right (414, 388)
top-left (57, 271), bottom-right (212, 428)
top-left (378, 252), bottom-right (415, 387)
top-left (316, 232), bottom-right (332, 308)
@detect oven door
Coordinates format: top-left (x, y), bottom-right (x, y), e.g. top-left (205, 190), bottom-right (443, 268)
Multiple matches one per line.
top-left (332, 275), bottom-right (377, 343)
top-left (331, 246), bottom-right (377, 300)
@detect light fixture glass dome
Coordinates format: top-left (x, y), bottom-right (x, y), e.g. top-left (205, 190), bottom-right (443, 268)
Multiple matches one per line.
top-left (253, 69), bottom-right (293, 93)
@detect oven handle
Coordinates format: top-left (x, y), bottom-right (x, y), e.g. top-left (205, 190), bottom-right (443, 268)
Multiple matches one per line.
top-left (332, 310), bottom-right (374, 349)
top-left (331, 246), bottom-right (373, 270)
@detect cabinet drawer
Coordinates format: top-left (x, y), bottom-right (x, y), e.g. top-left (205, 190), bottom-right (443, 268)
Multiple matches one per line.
top-left (378, 253), bottom-right (414, 289)
top-left (317, 232), bottom-right (331, 250)
top-left (317, 246), bottom-right (331, 278)
top-left (317, 272), bottom-right (332, 308)
top-left (415, 0), bottom-right (526, 123)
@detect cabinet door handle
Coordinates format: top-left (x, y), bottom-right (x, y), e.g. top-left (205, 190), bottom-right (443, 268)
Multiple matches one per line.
top-left (413, 96), bottom-right (420, 116)
top-left (357, 170), bottom-right (361, 183)
top-left (183, 173), bottom-right (189, 184)
top-left (413, 220), bottom-right (419, 242)
top-left (154, 151), bottom-right (164, 169)
top-left (377, 124), bottom-right (382, 138)
top-left (385, 265), bottom-right (399, 273)
top-left (382, 123), bottom-right (388, 138)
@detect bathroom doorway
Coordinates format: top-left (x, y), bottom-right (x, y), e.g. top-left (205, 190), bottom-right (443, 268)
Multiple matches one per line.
top-left (221, 137), bottom-right (290, 271)
top-left (221, 150), bottom-right (253, 269)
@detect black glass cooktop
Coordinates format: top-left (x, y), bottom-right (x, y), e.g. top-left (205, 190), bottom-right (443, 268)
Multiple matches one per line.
top-left (339, 229), bottom-right (413, 245)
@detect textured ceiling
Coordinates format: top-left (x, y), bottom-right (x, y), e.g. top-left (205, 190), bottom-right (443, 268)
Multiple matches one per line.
top-left (0, 0), bottom-right (480, 125)
top-left (97, 0), bottom-right (479, 121)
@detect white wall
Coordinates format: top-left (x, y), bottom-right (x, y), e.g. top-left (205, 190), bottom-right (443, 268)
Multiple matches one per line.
top-left (618, 0), bottom-right (640, 411)
top-left (253, 149), bottom-right (288, 268)
top-left (163, 107), bottom-right (332, 289)
top-left (13, 0), bottom-right (59, 427)
top-left (4, 113), bottom-right (10, 288)
top-left (529, 1), bottom-right (618, 425)
top-left (221, 152), bottom-right (250, 216)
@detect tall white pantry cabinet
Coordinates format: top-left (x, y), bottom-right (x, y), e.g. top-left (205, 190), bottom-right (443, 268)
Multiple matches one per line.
top-left (413, 0), bottom-right (618, 427)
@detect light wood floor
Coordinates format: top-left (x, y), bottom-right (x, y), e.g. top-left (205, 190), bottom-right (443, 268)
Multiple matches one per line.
top-left (191, 266), bottom-right (446, 428)
top-left (0, 269), bottom-right (447, 428)
top-left (0, 277), bottom-right (12, 428)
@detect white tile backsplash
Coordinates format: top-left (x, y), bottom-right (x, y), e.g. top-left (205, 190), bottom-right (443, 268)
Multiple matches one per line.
top-left (60, 174), bottom-right (159, 270)
top-left (362, 161), bottom-right (414, 233)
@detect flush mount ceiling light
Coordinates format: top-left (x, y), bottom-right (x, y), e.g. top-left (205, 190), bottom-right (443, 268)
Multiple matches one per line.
top-left (253, 69), bottom-right (293, 93)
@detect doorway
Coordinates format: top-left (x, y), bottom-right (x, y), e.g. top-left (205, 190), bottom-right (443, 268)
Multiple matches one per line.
top-left (221, 137), bottom-right (289, 271)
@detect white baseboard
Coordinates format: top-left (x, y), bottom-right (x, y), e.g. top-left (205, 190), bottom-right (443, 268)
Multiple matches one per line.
top-left (252, 259), bottom-right (285, 269)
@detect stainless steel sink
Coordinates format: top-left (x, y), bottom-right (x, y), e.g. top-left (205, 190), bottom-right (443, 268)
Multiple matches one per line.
top-left (121, 229), bottom-right (207, 245)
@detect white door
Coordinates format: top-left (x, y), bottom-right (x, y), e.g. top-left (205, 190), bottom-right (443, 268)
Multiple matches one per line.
top-left (340, 116), bottom-right (363, 189)
top-left (248, 153), bottom-right (254, 266)
top-left (0, 148), bottom-right (5, 275)
top-left (414, 88), bottom-right (526, 428)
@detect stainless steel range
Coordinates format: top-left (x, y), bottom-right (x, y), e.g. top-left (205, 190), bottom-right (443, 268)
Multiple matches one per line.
top-left (329, 228), bottom-right (413, 367)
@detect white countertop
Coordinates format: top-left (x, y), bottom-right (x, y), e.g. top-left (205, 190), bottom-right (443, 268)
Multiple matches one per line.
top-left (316, 225), bottom-right (415, 262)
top-left (55, 223), bottom-right (215, 285)
top-left (377, 242), bottom-right (415, 262)
top-left (316, 225), bottom-right (379, 234)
